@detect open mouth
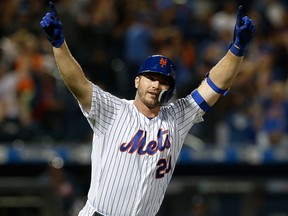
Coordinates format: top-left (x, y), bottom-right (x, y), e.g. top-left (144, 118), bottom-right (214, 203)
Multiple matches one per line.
top-left (148, 92), bottom-right (158, 97)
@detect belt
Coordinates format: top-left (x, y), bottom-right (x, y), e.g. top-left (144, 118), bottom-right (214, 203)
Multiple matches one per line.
top-left (93, 212), bottom-right (105, 216)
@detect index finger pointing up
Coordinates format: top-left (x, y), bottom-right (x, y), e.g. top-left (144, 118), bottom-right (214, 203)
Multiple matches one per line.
top-left (49, 1), bottom-right (58, 18)
top-left (236, 5), bottom-right (244, 26)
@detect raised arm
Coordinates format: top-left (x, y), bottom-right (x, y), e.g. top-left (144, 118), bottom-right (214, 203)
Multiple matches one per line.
top-left (40, 2), bottom-right (92, 112)
top-left (195, 6), bottom-right (255, 110)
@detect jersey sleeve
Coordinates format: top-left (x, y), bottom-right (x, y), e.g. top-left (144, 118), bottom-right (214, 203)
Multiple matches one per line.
top-left (78, 83), bottom-right (121, 137)
top-left (168, 93), bottom-right (205, 140)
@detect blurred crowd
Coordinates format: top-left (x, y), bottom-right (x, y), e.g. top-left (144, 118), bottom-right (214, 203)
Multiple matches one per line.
top-left (0, 0), bottom-right (288, 148)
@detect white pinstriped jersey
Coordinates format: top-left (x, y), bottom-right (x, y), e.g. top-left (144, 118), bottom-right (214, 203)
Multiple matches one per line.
top-left (78, 84), bottom-right (205, 216)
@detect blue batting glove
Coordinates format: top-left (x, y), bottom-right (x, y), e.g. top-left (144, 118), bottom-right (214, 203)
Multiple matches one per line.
top-left (40, 2), bottom-right (64, 48)
top-left (230, 5), bottom-right (255, 56)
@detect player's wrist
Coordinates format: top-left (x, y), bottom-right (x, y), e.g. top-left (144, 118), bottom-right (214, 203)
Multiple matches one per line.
top-left (51, 35), bottom-right (64, 48)
top-left (228, 42), bottom-right (246, 57)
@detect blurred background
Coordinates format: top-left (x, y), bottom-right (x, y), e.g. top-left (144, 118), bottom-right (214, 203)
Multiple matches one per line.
top-left (0, 0), bottom-right (288, 215)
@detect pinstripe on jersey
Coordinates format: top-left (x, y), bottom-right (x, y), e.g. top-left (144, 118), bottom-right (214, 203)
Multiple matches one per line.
top-left (78, 83), bottom-right (204, 216)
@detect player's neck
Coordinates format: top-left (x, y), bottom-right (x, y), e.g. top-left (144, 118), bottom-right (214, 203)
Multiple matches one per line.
top-left (134, 98), bottom-right (160, 118)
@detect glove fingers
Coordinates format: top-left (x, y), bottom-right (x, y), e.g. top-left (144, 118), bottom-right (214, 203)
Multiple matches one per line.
top-left (42, 17), bottom-right (50, 27)
top-left (246, 21), bottom-right (254, 32)
top-left (236, 5), bottom-right (244, 26)
top-left (51, 19), bottom-right (61, 28)
top-left (45, 12), bottom-right (52, 21)
top-left (40, 21), bottom-right (46, 28)
top-left (43, 16), bottom-right (52, 27)
top-left (42, 12), bottom-right (61, 28)
top-left (49, 2), bottom-right (58, 19)
top-left (40, 13), bottom-right (51, 27)
top-left (240, 17), bottom-right (255, 33)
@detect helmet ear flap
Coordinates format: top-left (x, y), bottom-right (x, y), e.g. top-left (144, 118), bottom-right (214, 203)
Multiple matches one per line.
top-left (158, 89), bottom-right (176, 104)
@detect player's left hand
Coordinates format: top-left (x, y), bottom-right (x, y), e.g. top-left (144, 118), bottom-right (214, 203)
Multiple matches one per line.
top-left (40, 2), bottom-right (64, 48)
top-left (230, 5), bottom-right (255, 56)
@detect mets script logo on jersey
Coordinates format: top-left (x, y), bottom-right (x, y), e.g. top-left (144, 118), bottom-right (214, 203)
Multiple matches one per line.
top-left (120, 129), bottom-right (171, 155)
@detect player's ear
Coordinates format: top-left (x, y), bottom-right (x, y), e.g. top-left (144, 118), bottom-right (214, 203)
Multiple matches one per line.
top-left (135, 76), bottom-right (140, 88)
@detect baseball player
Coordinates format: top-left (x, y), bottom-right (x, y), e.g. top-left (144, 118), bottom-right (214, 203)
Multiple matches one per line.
top-left (40, 2), bottom-right (255, 216)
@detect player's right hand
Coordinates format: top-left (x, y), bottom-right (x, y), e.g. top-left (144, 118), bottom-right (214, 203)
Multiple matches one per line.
top-left (40, 2), bottom-right (64, 48)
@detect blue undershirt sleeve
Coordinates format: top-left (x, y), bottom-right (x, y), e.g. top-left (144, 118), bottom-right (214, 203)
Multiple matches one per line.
top-left (191, 89), bottom-right (211, 112)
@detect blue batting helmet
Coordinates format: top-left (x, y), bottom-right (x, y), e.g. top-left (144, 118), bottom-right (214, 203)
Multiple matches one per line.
top-left (137, 55), bottom-right (176, 103)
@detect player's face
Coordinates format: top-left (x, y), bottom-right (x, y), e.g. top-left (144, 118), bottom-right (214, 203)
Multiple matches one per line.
top-left (135, 73), bottom-right (170, 108)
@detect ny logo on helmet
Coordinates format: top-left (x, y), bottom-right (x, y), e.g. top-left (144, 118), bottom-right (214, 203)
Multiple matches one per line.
top-left (159, 58), bottom-right (167, 68)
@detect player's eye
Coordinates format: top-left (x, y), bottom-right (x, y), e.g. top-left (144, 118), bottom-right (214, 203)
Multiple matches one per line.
top-left (159, 79), bottom-right (170, 86)
top-left (146, 75), bottom-right (157, 82)
top-left (143, 74), bottom-right (171, 87)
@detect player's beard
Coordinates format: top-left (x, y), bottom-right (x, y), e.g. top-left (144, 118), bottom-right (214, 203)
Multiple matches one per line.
top-left (136, 88), bottom-right (161, 109)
